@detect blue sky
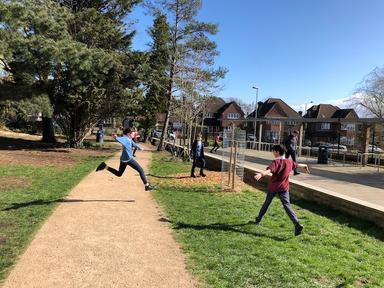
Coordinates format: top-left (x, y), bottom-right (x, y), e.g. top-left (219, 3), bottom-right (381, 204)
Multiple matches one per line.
top-left (129, 0), bottom-right (384, 112)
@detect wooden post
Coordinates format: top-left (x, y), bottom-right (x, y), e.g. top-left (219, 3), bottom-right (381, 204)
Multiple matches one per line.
top-left (298, 122), bottom-right (304, 157)
top-left (232, 141), bottom-right (238, 191)
top-left (258, 122), bottom-right (263, 151)
top-left (361, 124), bottom-right (371, 166)
top-left (228, 124), bottom-right (235, 185)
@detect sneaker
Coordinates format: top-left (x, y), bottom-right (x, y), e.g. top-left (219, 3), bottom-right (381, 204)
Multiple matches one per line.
top-left (191, 174), bottom-right (196, 178)
top-left (96, 162), bottom-right (107, 172)
top-left (200, 173), bottom-right (206, 177)
top-left (294, 171), bottom-right (301, 176)
top-left (254, 217), bottom-right (261, 225)
top-left (294, 224), bottom-right (303, 236)
top-left (145, 184), bottom-right (154, 191)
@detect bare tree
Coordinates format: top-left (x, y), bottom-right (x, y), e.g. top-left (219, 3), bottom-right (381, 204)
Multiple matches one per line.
top-left (227, 97), bottom-right (253, 116)
top-left (355, 67), bottom-right (384, 118)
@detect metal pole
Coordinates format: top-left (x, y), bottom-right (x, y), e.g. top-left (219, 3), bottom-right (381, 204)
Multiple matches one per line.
top-left (252, 87), bottom-right (259, 139)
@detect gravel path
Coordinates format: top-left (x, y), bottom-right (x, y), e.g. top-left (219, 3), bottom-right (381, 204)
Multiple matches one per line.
top-left (2, 150), bottom-right (196, 288)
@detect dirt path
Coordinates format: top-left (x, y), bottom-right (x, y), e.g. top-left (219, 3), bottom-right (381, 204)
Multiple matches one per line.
top-left (2, 150), bottom-right (196, 288)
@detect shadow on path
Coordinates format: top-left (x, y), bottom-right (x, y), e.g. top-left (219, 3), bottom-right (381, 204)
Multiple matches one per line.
top-left (3, 199), bottom-right (135, 211)
top-left (148, 174), bottom-right (191, 179)
top-left (158, 217), bottom-right (291, 242)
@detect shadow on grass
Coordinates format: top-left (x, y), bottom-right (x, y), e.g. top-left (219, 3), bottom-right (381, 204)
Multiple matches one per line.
top-left (3, 199), bottom-right (136, 211)
top-left (158, 217), bottom-right (291, 242)
top-left (0, 136), bottom-right (65, 151)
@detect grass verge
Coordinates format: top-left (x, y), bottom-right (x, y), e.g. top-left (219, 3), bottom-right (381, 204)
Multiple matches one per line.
top-left (0, 155), bottom-right (110, 282)
top-left (150, 152), bottom-right (384, 288)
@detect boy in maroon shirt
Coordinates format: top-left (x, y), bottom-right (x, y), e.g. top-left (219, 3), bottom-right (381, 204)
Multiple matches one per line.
top-left (254, 144), bottom-right (310, 236)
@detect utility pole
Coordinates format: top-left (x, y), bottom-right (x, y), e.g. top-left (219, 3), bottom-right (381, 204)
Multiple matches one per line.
top-left (252, 86), bottom-right (259, 140)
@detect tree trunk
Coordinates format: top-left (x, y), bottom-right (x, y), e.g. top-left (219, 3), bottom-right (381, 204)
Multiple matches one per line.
top-left (158, 61), bottom-right (175, 151)
top-left (158, 109), bottom-right (170, 151)
top-left (41, 117), bottom-right (56, 143)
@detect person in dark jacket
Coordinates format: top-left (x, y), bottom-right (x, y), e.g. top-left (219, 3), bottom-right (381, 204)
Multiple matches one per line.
top-left (191, 134), bottom-right (206, 178)
top-left (284, 130), bottom-right (300, 175)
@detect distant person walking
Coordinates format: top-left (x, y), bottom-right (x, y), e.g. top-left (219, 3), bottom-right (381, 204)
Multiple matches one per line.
top-left (191, 134), bottom-right (206, 178)
top-left (96, 128), bottom-right (153, 191)
top-left (253, 144), bottom-right (310, 236)
top-left (284, 130), bottom-right (300, 175)
top-left (210, 133), bottom-right (222, 153)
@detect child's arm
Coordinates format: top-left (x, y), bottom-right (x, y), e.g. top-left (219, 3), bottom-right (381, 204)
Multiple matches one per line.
top-left (254, 169), bottom-right (272, 181)
top-left (297, 163), bottom-right (310, 173)
top-left (132, 140), bottom-right (143, 151)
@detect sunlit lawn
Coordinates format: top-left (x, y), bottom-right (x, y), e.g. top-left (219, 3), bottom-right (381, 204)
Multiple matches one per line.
top-left (150, 152), bottom-right (384, 288)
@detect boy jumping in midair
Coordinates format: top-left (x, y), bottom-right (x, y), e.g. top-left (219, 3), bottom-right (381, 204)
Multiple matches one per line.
top-left (96, 128), bottom-right (153, 191)
top-left (254, 144), bottom-right (310, 236)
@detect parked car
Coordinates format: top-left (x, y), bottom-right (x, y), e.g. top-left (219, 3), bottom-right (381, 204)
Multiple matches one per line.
top-left (247, 135), bottom-right (257, 142)
top-left (368, 145), bottom-right (384, 153)
top-left (152, 130), bottom-right (163, 138)
top-left (311, 144), bottom-right (347, 153)
top-left (327, 144), bottom-right (348, 153)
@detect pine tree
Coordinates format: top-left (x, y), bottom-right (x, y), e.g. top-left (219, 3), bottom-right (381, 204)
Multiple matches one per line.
top-left (141, 12), bottom-right (171, 140)
top-left (0, 0), bottom-right (142, 146)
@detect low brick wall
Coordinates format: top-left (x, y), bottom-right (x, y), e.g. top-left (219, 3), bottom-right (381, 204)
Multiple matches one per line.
top-left (204, 154), bottom-right (384, 229)
top-left (160, 140), bottom-right (384, 228)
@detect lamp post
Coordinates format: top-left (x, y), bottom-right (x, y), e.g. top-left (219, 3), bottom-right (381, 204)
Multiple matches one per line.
top-left (252, 86), bottom-right (259, 138)
top-left (302, 101), bottom-right (313, 148)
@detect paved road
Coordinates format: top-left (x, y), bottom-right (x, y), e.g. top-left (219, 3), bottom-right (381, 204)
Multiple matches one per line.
top-left (209, 148), bottom-right (384, 208)
top-left (3, 150), bottom-right (196, 288)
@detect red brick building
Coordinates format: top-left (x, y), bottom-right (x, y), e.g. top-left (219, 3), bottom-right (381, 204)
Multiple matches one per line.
top-left (304, 104), bottom-right (359, 146)
top-left (203, 98), bottom-right (245, 132)
top-left (247, 98), bottom-right (301, 142)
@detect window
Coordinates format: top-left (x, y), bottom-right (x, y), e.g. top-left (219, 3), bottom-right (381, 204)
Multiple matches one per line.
top-left (346, 137), bottom-right (354, 145)
top-left (270, 131), bottom-right (280, 140)
top-left (227, 113), bottom-right (240, 119)
top-left (345, 124), bottom-right (355, 131)
top-left (321, 123), bottom-right (331, 130)
top-left (205, 112), bottom-right (214, 118)
top-left (285, 121), bottom-right (298, 126)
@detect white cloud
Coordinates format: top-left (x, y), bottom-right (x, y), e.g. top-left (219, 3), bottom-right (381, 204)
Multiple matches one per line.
top-left (290, 93), bottom-right (366, 116)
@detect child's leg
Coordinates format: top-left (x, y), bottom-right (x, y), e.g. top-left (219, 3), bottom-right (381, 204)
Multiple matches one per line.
top-left (290, 151), bottom-right (299, 173)
top-left (277, 191), bottom-right (300, 226)
top-left (256, 191), bottom-right (275, 222)
top-left (126, 158), bottom-right (148, 185)
top-left (191, 159), bottom-right (197, 176)
top-left (199, 158), bottom-right (206, 175)
top-left (107, 162), bottom-right (128, 177)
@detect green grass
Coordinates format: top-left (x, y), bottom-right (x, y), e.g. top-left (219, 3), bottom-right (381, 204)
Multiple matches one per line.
top-left (0, 155), bottom-right (110, 282)
top-left (150, 153), bottom-right (384, 288)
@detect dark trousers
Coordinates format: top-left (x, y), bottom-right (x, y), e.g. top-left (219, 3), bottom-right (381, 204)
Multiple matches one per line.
top-left (285, 149), bottom-right (298, 173)
top-left (107, 158), bottom-right (148, 185)
top-left (210, 143), bottom-right (220, 153)
top-left (191, 157), bottom-right (206, 175)
top-left (257, 191), bottom-right (300, 226)
top-left (132, 140), bottom-right (138, 156)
